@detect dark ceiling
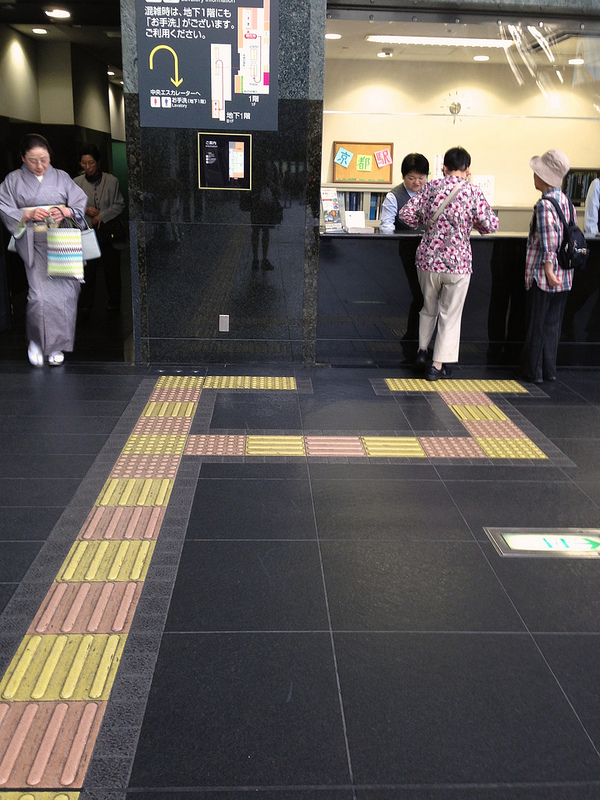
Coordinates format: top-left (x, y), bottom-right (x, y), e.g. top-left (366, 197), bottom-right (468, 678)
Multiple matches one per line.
top-left (0, 0), bottom-right (123, 71)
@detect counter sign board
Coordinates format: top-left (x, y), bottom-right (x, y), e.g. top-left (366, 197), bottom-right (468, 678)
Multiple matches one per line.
top-left (137, 0), bottom-right (278, 131)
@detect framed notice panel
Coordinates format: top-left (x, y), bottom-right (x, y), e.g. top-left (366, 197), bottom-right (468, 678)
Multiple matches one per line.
top-left (137, 0), bottom-right (278, 131)
top-left (198, 133), bottom-right (252, 190)
top-left (333, 142), bottom-right (394, 184)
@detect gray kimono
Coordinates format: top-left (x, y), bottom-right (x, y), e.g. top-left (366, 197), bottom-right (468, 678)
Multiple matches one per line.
top-left (0, 164), bottom-right (88, 355)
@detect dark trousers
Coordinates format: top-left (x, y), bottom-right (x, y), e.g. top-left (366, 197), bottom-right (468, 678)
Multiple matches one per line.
top-left (398, 237), bottom-right (422, 359)
top-left (521, 283), bottom-right (569, 381)
top-left (80, 242), bottom-right (122, 311)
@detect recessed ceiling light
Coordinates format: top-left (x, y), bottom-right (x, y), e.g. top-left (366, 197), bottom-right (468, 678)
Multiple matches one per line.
top-left (569, 58), bottom-right (585, 65)
top-left (325, 33), bottom-right (342, 40)
top-left (473, 55), bottom-right (489, 61)
top-left (32, 28), bottom-right (48, 34)
top-left (377, 48), bottom-right (393, 58)
top-left (44, 8), bottom-right (71, 19)
top-left (366, 34), bottom-right (513, 49)
top-left (107, 70), bottom-right (115, 76)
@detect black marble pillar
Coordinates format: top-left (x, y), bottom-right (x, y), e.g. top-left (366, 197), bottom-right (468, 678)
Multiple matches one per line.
top-left (121, 0), bottom-right (326, 364)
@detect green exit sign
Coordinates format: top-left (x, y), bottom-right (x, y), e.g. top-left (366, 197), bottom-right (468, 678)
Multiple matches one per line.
top-left (485, 528), bottom-right (600, 558)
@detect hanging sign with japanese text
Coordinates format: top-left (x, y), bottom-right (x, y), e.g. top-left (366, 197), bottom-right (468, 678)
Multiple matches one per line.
top-left (137, 0), bottom-right (278, 130)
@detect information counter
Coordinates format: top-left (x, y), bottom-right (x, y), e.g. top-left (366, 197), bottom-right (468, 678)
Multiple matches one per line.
top-left (317, 230), bottom-right (600, 367)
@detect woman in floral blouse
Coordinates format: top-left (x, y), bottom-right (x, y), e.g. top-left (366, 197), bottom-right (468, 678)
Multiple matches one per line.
top-left (399, 146), bottom-right (499, 381)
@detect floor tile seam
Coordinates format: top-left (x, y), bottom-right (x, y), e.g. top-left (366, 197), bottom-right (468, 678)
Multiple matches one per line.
top-left (461, 526), bottom-right (600, 749)
top-left (306, 469), bottom-right (356, 788)
top-left (159, 629), bottom-right (538, 635)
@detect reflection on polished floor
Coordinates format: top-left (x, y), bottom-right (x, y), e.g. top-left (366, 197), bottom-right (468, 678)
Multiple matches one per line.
top-left (2, 361), bottom-right (600, 799)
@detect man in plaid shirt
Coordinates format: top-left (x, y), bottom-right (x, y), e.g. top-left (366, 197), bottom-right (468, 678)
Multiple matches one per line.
top-left (521, 149), bottom-right (573, 384)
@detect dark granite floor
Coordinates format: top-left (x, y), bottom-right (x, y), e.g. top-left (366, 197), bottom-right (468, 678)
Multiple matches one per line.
top-left (2, 360), bottom-right (600, 799)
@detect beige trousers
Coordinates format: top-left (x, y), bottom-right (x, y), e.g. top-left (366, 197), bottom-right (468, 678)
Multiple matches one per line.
top-left (417, 270), bottom-right (471, 364)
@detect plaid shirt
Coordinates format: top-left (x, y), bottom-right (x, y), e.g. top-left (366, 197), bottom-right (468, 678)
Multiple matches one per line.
top-left (525, 189), bottom-right (573, 293)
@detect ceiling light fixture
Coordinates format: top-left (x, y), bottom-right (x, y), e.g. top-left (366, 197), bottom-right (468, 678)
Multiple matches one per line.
top-left (569, 57), bottom-right (585, 65)
top-left (366, 34), bottom-right (513, 49)
top-left (107, 70), bottom-right (115, 76)
top-left (473, 55), bottom-right (489, 61)
top-left (377, 48), bottom-right (393, 58)
top-left (32, 28), bottom-right (48, 34)
top-left (44, 7), bottom-right (71, 19)
top-left (325, 33), bottom-right (342, 40)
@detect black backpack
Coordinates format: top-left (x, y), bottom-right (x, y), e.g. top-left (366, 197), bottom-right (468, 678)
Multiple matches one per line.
top-left (538, 196), bottom-right (589, 271)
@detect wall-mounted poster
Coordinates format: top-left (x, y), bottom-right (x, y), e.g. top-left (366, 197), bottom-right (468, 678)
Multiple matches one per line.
top-left (137, 0), bottom-right (278, 131)
top-left (333, 142), bottom-right (394, 184)
top-left (198, 133), bottom-right (252, 190)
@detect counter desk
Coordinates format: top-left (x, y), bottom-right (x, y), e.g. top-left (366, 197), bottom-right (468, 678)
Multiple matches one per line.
top-left (317, 229), bottom-right (600, 367)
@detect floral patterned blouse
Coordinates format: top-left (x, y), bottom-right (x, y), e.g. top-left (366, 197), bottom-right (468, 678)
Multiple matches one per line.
top-left (398, 175), bottom-right (499, 274)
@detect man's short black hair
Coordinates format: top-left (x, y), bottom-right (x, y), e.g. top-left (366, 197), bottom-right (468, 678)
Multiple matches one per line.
top-left (444, 146), bottom-right (471, 172)
top-left (401, 153), bottom-right (429, 177)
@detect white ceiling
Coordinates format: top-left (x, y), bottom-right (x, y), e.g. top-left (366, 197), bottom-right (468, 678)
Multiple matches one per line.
top-left (325, 19), bottom-right (598, 67)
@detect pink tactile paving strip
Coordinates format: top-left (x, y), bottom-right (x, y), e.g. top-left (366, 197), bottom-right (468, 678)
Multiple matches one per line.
top-left (418, 437), bottom-right (487, 458)
top-left (304, 436), bottom-right (367, 458)
top-left (461, 420), bottom-right (529, 439)
top-left (185, 434), bottom-right (246, 456)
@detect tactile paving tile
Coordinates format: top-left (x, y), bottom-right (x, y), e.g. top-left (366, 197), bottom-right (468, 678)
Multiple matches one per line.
top-left (438, 391), bottom-right (496, 406)
top-left (203, 376), bottom-right (297, 390)
top-left (148, 387), bottom-right (202, 403)
top-left (0, 793), bottom-right (80, 799)
top-left (304, 436), bottom-right (367, 458)
top-left (0, 634), bottom-right (126, 702)
top-left (109, 454), bottom-right (181, 479)
top-left (386, 378), bottom-right (529, 393)
top-left (418, 437), bottom-right (487, 458)
top-left (141, 401), bottom-right (197, 418)
top-left (361, 437), bottom-right (426, 458)
top-left (28, 582), bottom-right (143, 636)
top-left (131, 417), bottom-right (192, 436)
top-left (95, 478), bottom-right (173, 507)
top-left (184, 435), bottom-right (246, 456)
top-left (0, 700), bottom-right (105, 789)
top-left (155, 375), bottom-right (204, 389)
top-left (121, 435), bottom-right (188, 456)
top-left (475, 437), bottom-right (548, 459)
top-left (449, 405), bottom-right (509, 422)
top-left (245, 436), bottom-right (306, 456)
top-left (461, 420), bottom-right (528, 439)
top-left (78, 507), bottom-right (165, 541)
top-left (56, 541), bottom-right (156, 583)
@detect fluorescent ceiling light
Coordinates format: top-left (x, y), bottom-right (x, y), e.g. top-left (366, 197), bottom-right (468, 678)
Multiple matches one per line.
top-left (107, 70), bottom-right (115, 76)
top-left (325, 33), bottom-right (342, 40)
top-left (44, 8), bottom-right (71, 19)
top-left (32, 28), bottom-right (48, 34)
top-left (569, 58), bottom-right (585, 65)
top-left (366, 35), bottom-right (513, 49)
top-left (473, 55), bottom-right (489, 61)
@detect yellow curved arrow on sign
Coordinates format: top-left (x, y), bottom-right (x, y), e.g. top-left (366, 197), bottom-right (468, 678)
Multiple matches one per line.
top-left (149, 45), bottom-right (183, 87)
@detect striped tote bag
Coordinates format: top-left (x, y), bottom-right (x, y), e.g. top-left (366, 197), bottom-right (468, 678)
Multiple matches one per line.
top-left (46, 224), bottom-right (84, 280)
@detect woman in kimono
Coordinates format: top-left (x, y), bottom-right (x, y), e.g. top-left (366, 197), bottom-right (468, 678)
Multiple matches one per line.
top-left (0, 133), bottom-right (88, 366)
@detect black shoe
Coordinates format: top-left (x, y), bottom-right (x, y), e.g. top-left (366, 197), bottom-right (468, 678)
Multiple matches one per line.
top-left (426, 364), bottom-right (452, 381)
top-left (261, 258), bottom-right (274, 271)
top-left (414, 349), bottom-right (428, 370)
top-left (251, 258), bottom-right (259, 270)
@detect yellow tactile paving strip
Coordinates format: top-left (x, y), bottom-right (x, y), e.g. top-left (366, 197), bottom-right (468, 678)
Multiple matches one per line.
top-left (0, 793), bottom-right (79, 799)
top-left (385, 378), bottom-right (528, 393)
top-left (0, 375), bottom-right (550, 791)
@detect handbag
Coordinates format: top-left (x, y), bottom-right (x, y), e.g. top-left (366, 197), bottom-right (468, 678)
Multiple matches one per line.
top-left (101, 216), bottom-right (127, 245)
top-left (46, 223), bottom-right (84, 280)
top-left (81, 226), bottom-right (102, 260)
top-left (8, 236), bottom-right (16, 253)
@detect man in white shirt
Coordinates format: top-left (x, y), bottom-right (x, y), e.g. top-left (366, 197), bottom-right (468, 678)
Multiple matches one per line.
top-left (584, 178), bottom-right (600, 235)
top-left (379, 153), bottom-right (429, 360)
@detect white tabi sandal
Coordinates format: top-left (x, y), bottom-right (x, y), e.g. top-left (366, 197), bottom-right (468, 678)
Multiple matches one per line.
top-left (48, 351), bottom-right (64, 366)
top-left (27, 341), bottom-right (43, 367)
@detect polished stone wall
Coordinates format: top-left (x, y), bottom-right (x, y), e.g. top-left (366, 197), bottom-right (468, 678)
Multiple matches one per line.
top-left (121, 0), bottom-right (326, 364)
